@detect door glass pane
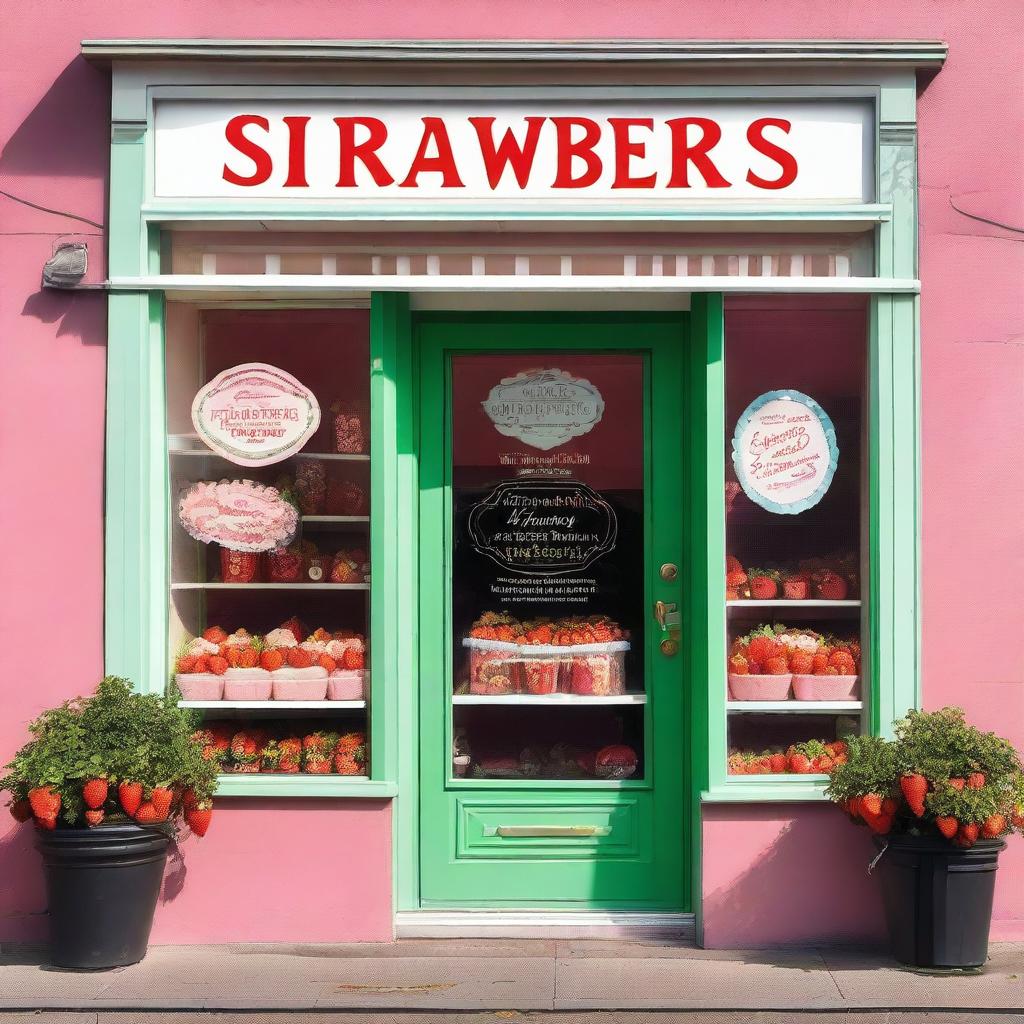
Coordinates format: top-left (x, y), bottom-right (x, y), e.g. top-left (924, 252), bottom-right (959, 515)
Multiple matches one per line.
top-left (449, 352), bottom-right (647, 782)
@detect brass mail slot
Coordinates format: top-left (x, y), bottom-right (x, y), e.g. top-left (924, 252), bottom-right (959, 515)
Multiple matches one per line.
top-left (485, 825), bottom-right (612, 838)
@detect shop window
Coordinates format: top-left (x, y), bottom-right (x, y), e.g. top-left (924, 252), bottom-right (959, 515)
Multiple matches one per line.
top-left (166, 306), bottom-right (371, 782)
top-left (723, 297), bottom-right (867, 781)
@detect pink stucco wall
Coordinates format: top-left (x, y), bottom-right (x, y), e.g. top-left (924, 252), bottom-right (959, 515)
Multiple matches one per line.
top-left (2, 2), bottom-right (1022, 945)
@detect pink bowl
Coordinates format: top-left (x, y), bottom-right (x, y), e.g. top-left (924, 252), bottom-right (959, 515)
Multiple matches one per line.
top-left (175, 673), bottom-right (223, 700)
top-left (327, 670), bottom-right (366, 701)
top-left (792, 674), bottom-right (860, 701)
top-left (223, 677), bottom-right (273, 701)
top-left (272, 676), bottom-right (329, 701)
top-left (728, 673), bottom-right (792, 701)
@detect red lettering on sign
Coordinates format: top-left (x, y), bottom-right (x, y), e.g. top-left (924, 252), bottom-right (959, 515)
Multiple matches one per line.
top-left (551, 117), bottom-right (602, 189)
top-left (609, 117), bottom-right (656, 189)
top-left (665, 118), bottom-right (730, 188)
top-left (334, 117), bottom-right (394, 187)
top-left (222, 115), bottom-right (273, 186)
top-left (282, 116), bottom-right (311, 188)
top-left (399, 117), bottom-right (466, 188)
top-left (745, 118), bottom-right (798, 190)
top-left (469, 116), bottom-right (546, 189)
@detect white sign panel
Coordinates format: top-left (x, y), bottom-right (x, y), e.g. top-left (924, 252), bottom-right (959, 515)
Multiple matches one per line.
top-left (153, 99), bottom-right (872, 204)
top-left (483, 369), bottom-right (605, 450)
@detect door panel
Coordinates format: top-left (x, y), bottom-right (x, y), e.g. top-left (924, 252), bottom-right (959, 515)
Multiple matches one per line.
top-left (418, 315), bottom-right (688, 909)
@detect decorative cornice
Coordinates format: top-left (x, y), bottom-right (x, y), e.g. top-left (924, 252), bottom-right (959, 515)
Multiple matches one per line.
top-left (81, 38), bottom-right (948, 69)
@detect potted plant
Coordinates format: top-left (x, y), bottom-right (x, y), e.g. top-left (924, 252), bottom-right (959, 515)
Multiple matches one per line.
top-left (1, 677), bottom-right (218, 970)
top-left (825, 707), bottom-right (1024, 971)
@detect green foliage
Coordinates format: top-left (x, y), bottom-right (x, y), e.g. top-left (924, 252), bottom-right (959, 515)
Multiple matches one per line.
top-left (1, 677), bottom-right (218, 826)
top-left (895, 707), bottom-right (1020, 781)
top-left (825, 734), bottom-right (900, 801)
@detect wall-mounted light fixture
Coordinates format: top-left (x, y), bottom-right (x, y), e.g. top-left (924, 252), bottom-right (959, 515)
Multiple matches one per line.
top-left (42, 242), bottom-right (88, 288)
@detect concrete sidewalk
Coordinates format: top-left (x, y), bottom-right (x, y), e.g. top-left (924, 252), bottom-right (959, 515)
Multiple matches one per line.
top-left (1, 939), bottom-right (1022, 1013)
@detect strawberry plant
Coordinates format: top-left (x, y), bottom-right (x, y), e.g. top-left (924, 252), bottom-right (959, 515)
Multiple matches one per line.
top-left (1, 676), bottom-right (218, 831)
top-left (825, 707), bottom-right (1024, 847)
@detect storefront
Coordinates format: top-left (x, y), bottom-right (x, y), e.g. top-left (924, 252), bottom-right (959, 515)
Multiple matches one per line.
top-left (4, 26), bottom-right (1020, 947)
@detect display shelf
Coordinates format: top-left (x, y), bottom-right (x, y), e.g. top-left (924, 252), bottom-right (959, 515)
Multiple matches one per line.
top-left (179, 700), bottom-right (366, 711)
top-left (301, 515), bottom-right (370, 526)
top-left (727, 700), bottom-right (863, 714)
top-left (214, 773), bottom-right (395, 798)
top-left (453, 693), bottom-right (647, 706)
top-left (167, 435), bottom-right (369, 462)
top-left (727, 599), bottom-right (860, 610)
top-left (171, 582), bottom-right (370, 591)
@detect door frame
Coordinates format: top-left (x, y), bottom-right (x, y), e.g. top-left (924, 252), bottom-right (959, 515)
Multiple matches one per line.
top-left (410, 310), bottom-right (699, 911)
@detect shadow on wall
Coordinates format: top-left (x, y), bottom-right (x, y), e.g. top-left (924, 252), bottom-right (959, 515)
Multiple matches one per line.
top-left (0, 825), bottom-right (47, 943)
top-left (702, 805), bottom-right (887, 949)
top-left (21, 282), bottom-right (106, 342)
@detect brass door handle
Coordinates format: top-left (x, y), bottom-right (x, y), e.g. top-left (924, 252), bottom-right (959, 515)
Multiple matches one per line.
top-left (486, 825), bottom-right (611, 838)
top-left (654, 600), bottom-right (668, 630)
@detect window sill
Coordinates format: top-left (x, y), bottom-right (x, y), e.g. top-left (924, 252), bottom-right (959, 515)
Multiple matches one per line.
top-left (701, 775), bottom-right (830, 803)
top-left (216, 774), bottom-right (397, 798)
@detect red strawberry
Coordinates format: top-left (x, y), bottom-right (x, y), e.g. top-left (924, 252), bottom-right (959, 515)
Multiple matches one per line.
top-left (948, 777), bottom-right (966, 791)
top-left (728, 654), bottom-right (750, 676)
top-left (9, 799), bottom-right (32, 822)
top-left (118, 781), bottom-right (143, 817)
top-left (783, 574), bottom-right (810, 600)
top-left (829, 650), bottom-right (856, 674)
top-left (956, 823), bottom-right (980, 848)
top-left (816, 754), bottom-right (836, 773)
top-left (237, 647), bottom-right (259, 669)
top-left (286, 646), bottom-right (314, 669)
top-left (788, 753), bottom-right (812, 774)
top-left (185, 804), bottom-right (213, 837)
top-left (815, 571), bottom-right (849, 601)
top-left (748, 571), bottom-right (778, 600)
top-left (28, 786), bottom-right (61, 819)
top-left (861, 793), bottom-right (884, 816)
top-left (900, 774), bottom-right (928, 818)
top-left (725, 588), bottom-right (740, 601)
top-left (208, 655), bottom-right (229, 676)
top-left (35, 815), bottom-right (57, 830)
top-left (82, 778), bottom-right (108, 810)
top-left (746, 635), bottom-right (776, 665)
top-left (769, 752), bottom-right (788, 774)
top-left (318, 653), bottom-right (338, 673)
top-left (935, 816), bottom-right (959, 839)
top-left (341, 647), bottom-right (365, 670)
top-left (280, 616), bottom-right (305, 643)
top-left (134, 802), bottom-right (162, 825)
top-left (193, 654), bottom-right (211, 673)
top-left (260, 649), bottom-right (285, 671)
top-left (203, 626), bottom-right (229, 644)
top-left (867, 812), bottom-right (894, 835)
top-left (726, 555), bottom-right (743, 573)
top-left (765, 656), bottom-right (789, 676)
top-left (811, 652), bottom-right (830, 675)
top-left (150, 787), bottom-right (173, 818)
top-left (84, 809), bottom-right (104, 827)
top-left (967, 772), bottom-right (986, 789)
top-left (789, 652), bottom-right (814, 674)
top-left (175, 654), bottom-right (198, 674)
top-left (981, 814), bottom-right (1006, 839)
top-left (726, 568), bottom-right (748, 588)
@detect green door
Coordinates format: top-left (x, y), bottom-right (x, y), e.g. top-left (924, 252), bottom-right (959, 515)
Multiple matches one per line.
top-left (418, 313), bottom-right (689, 909)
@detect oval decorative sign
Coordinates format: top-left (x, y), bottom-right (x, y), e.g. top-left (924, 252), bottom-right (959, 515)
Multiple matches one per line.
top-left (468, 480), bottom-right (617, 576)
top-left (191, 363), bottom-right (320, 467)
top-left (482, 368), bottom-right (604, 451)
top-left (731, 389), bottom-right (839, 515)
top-left (178, 479), bottom-right (300, 552)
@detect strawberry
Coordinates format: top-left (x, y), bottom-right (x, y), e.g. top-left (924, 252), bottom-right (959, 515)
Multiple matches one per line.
top-left (84, 809), bottom-right (104, 827)
top-left (341, 647), bottom-right (365, 670)
top-left (935, 816), bottom-right (959, 839)
top-left (82, 778), bottom-right (108, 810)
top-left (788, 753), bottom-right (812, 774)
top-left (782, 574), bottom-right (810, 600)
top-left (861, 793), bottom-right (883, 817)
top-left (956, 823), bottom-right (980, 848)
top-left (280, 616), bottom-right (305, 643)
top-left (948, 777), bottom-right (966, 791)
top-left (727, 754), bottom-right (747, 775)
top-left (867, 812), bottom-right (894, 835)
top-left (789, 652), bottom-right (814, 674)
top-left (28, 786), bottom-right (61, 819)
top-left (318, 653), bottom-right (338, 673)
top-left (35, 815), bottom-right (57, 830)
top-left (726, 568), bottom-right (748, 588)
top-left (829, 650), bottom-right (856, 674)
top-left (816, 754), bottom-right (836, 773)
top-left (208, 655), bottom-right (229, 676)
top-left (811, 652), bottom-right (831, 675)
top-left (260, 649), bottom-right (284, 671)
top-left (967, 772), bottom-right (986, 789)
top-left (769, 752), bottom-right (788, 774)
top-left (746, 635), bottom-right (777, 665)
top-left (134, 802), bottom-right (162, 825)
top-left (726, 555), bottom-right (743, 573)
top-left (286, 646), bottom-right (314, 669)
top-left (175, 654), bottom-right (198, 674)
top-left (765, 656), bottom-right (789, 676)
top-left (827, 739), bottom-right (848, 757)
top-left (237, 646), bottom-right (259, 669)
top-left (278, 738), bottom-right (302, 773)
top-left (981, 814), bottom-right (1007, 839)
top-left (900, 774), bottom-right (928, 818)
top-left (203, 626), bottom-right (229, 644)
top-left (118, 781), bottom-right (143, 817)
top-left (150, 787), bottom-right (173, 818)
top-left (748, 570), bottom-right (779, 600)
top-left (725, 588), bottom-right (740, 601)
top-left (728, 654), bottom-right (750, 676)
top-left (814, 571), bottom-right (848, 601)
top-left (185, 804), bottom-right (213, 837)
top-left (193, 654), bottom-right (211, 673)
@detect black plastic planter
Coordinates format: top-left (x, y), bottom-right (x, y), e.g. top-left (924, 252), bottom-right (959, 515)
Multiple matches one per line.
top-left (874, 833), bottom-right (1006, 971)
top-left (36, 823), bottom-right (171, 970)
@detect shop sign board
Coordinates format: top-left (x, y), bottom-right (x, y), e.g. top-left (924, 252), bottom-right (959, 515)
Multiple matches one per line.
top-left (731, 389), bottom-right (839, 514)
top-left (191, 362), bottom-right (321, 466)
top-left (153, 99), bottom-right (872, 204)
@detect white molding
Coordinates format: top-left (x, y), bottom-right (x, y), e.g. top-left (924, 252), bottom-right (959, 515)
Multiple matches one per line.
top-left (83, 39), bottom-right (948, 68)
top-left (395, 910), bottom-right (696, 940)
top-left (111, 274), bottom-right (919, 296)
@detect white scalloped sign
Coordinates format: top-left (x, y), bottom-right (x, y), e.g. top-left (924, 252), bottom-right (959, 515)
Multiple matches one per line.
top-left (178, 479), bottom-right (299, 552)
top-left (191, 362), bottom-right (320, 467)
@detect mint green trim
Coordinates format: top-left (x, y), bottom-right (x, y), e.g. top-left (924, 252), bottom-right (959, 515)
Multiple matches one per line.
top-left (216, 775), bottom-right (397, 798)
top-left (702, 780), bottom-right (829, 803)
